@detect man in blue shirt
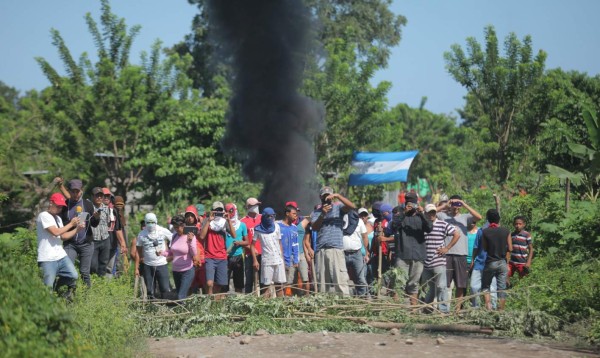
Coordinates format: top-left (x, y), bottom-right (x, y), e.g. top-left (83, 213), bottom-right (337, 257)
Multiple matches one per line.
top-left (278, 204), bottom-right (299, 294)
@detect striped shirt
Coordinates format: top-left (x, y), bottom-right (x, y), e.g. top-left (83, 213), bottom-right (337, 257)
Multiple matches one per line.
top-left (91, 204), bottom-right (110, 241)
top-left (425, 219), bottom-right (456, 268)
top-left (510, 230), bottom-right (532, 264)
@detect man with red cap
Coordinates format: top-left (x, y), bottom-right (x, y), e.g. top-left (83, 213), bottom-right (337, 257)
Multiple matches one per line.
top-left (36, 193), bottom-right (82, 298)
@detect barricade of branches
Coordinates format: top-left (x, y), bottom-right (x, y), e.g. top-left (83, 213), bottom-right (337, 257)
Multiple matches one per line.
top-left (131, 293), bottom-right (561, 339)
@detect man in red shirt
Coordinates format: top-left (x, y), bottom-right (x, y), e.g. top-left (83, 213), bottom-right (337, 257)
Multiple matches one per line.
top-left (241, 197), bottom-right (262, 294)
top-left (199, 201), bottom-right (235, 296)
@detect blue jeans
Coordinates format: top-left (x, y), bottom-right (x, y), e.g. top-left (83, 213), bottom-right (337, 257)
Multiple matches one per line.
top-left (421, 266), bottom-right (448, 313)
top-left (64, 240), bottom-right (94, 287)
top-left (344, 250), bottom-right (369, 297)
top-left (173, 268), bottom-right (195, 299)
top-left (482, 260), bottom-right (508, 299)
top-left (91, 238), bottom-right (110, 277)
top-left (470, 269), bottom-right (497, 308)
top-left (39, 256), bottom-right (78, 289)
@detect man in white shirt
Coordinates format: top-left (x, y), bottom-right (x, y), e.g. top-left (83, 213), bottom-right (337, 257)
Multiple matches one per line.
top-left (342, 210), bottom-right (369, 297)
top-left (36, 193), bottom-right (82, 298)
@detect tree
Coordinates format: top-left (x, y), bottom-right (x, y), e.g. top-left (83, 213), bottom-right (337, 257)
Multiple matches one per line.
top-left (445, 26), bottom-right (546, 183)
top-left (35, 0), bottom-right (193, 196)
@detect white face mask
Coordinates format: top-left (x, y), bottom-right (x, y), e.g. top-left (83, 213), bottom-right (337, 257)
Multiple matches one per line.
top-left (248, 205), bottom-right (259, 214)
top-left (146, 223), bottom-right (157, 233)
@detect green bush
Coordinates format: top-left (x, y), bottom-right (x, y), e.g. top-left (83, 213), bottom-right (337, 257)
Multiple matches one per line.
top-left (0, 229), bottom-right (90, 357)
top-left (0, 228), bottom-right (141, 357)
top-left (508, 253), bottom-right (600, 322)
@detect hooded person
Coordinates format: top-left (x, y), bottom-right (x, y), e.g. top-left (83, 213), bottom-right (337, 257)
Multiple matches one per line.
top-left (199, 201), bottom-right (236, 295)
top-left (185, 204), bottom-right (207, 294)
top-left (135, 213), bottom-right (173, 298)
top-left (241, 197), bottom-right (263, 293)
top-left (251, 207), bottom-right (286, 297)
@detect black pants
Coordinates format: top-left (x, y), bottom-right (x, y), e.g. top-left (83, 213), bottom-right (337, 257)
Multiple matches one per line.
top-left (142, 264), bottom-right (171, 299)
top-left (244, 254), bottom-right (262, 294)
top-left (91, 239), bottom-right (110, 276)
top-left (228, 255), bottom-right (244, 290)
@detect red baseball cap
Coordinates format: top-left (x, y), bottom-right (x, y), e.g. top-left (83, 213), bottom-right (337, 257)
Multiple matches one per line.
top-left (285, 201), bottom-right (300, 211)
top-left (102, 187), bottom-right (112, 195)
top-left (50, 193), bottom-right (67, 207)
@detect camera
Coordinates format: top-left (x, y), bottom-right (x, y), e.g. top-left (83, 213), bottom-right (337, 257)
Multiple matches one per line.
top-left (152, 239), bottom-right (159, 247)
top-left (213, 211), bottom-right (224, 217)
top-left (451, 201), bottom-right (462, 207)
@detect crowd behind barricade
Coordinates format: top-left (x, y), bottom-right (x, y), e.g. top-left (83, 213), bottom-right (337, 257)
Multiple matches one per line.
top-left (35, 178), bottom-right (534, 311)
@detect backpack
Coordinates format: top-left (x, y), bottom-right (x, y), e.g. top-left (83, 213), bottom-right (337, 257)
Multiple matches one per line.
top-left (343, 210), bottom-right (360, 236)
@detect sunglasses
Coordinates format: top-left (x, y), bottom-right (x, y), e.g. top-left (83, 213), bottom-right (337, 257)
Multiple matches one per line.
top-left (103, 194), bottom-right (111, 198)
top-left (94, 193), bottom-right (104, 197)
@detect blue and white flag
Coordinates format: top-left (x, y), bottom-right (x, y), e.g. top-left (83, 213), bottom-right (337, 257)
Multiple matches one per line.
top-left (348, 150), bottom-right (419, 186)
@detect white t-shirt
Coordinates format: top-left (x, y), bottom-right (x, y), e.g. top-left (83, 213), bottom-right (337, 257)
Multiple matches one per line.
top-left (36, 211), bottom-right (68, 262)
top-left (254, 225), bottom-right (283, 265)
top-left (136, 226), bottom-right (172, 267)
top-left (343, 219), bottom-right (367, 251)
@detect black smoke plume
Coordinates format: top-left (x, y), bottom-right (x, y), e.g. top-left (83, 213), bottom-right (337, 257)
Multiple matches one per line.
top-left (207, 0), bottom-right (324, 213)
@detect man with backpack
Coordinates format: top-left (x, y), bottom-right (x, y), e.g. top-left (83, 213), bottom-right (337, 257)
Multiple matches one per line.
top-left (342, 209), bottom-right (369, 297)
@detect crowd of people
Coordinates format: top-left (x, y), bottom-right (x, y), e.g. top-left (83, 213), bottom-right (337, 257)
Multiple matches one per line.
top-left (35, 178), bottom-right (534, 311)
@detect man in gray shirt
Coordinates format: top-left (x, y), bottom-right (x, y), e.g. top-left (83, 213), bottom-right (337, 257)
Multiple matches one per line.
top-left (436, 194), bottom-right (482, 311)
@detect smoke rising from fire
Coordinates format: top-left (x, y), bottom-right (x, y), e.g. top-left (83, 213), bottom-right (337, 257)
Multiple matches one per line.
top-left (207, 0), bottom-right (325, 211)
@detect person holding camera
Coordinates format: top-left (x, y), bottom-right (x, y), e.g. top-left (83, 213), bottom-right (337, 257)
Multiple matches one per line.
top-left (159, 215), bottom-right (198, 299)
top-left (436, 194), bottom-right (482, 310)
top-left (199, 201), bottom-right (236, 297)
top-left (310, 186), bottom-right (355, 296)
top-left (135, 213), bottom-right (173, 299)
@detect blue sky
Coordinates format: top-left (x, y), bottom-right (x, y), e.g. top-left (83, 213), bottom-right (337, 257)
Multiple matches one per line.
top-left (1, 0), bottom-right (599, 117)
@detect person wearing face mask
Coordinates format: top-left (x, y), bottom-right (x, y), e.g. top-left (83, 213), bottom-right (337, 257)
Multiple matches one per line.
top-left (252, 207), bottom-right (285, 297)
top-left (310, 186), bottom-right (355, 296)
top-left (199, 201), bottom-right (236, 297)
top-left (225, 203), bottom-right (249, 293)
top-left (370, 201), bottom-right (392, 291)
top-left (135, 213), bottom-right (173, 299)
top-left (241, 197), bottom-right (262, 294)
top-left (391, 193), bottom-right (434, 305)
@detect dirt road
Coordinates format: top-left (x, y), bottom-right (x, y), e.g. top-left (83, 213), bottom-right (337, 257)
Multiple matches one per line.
top-left (147, 332), bottom-right (598, 358)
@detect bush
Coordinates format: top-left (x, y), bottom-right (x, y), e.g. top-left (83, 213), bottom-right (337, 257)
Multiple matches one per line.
top-left (0, 228), bottom-right (141, 357)
top-left (0, 229), bottom-right (90, 357)
top-left (508, 253), bottom-right (600, 322)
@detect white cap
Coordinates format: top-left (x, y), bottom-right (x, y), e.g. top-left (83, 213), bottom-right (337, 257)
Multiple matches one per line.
top-left (424, 204), bottom-right (437, 213)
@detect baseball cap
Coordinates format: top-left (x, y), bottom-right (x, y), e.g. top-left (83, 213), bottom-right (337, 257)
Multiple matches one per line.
top-left (144, 213), bottom-right (157, 224)
top-left (380, 203), bottom-right (393, 213)
top-left (319, 186), bottom-right (334, 197)
top-left (92, 187), bottom-right (103, 195)
top-left (50, 193), bottom-right (67, 207)
top-left (405, 192), bottom-right (418, 204)
top-left (425, 204), bottom-right (437, 213)
top-left (212, 201), bottom-right (225, 211)
top-left (358, 208), bottom-right (369, 216)
top-left (102, 187), bottom-right (112, 196)
top-left (285, 201), bottom-right (300, 211)
top-left (246, 197), bottom-right (261, 207)
top-left (68, 179), bottom-right (83, 190)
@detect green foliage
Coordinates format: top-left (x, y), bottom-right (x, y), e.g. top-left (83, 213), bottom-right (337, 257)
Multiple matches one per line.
top-left (0, 229), bottom-right (90, 357)
top-left (445, 25), bottom-right (546, 183)
top-left (72, 277), bottom-right (141, 357)
top-left (509, 254), bottom-right (600, 323)
top-left (0, 228), bottom-right (141, 357)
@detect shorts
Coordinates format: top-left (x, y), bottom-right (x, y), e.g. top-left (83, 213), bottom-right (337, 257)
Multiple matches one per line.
top-left (508, 262), bottom-right (529, 278)
top-left (205, 258), bottom-right (228, 287)
top-left (446, 254), bottom-right (468, 289)
top-left (262, 262), bottom-right (286, 285)
top-left (285, 265), bottom-right (298, 284)
top-left (298, 255), bottom-right (309, 281)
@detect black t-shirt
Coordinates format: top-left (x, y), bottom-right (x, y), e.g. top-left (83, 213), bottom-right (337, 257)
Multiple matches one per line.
top-left (482, 226), bottom-right (510, 262)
